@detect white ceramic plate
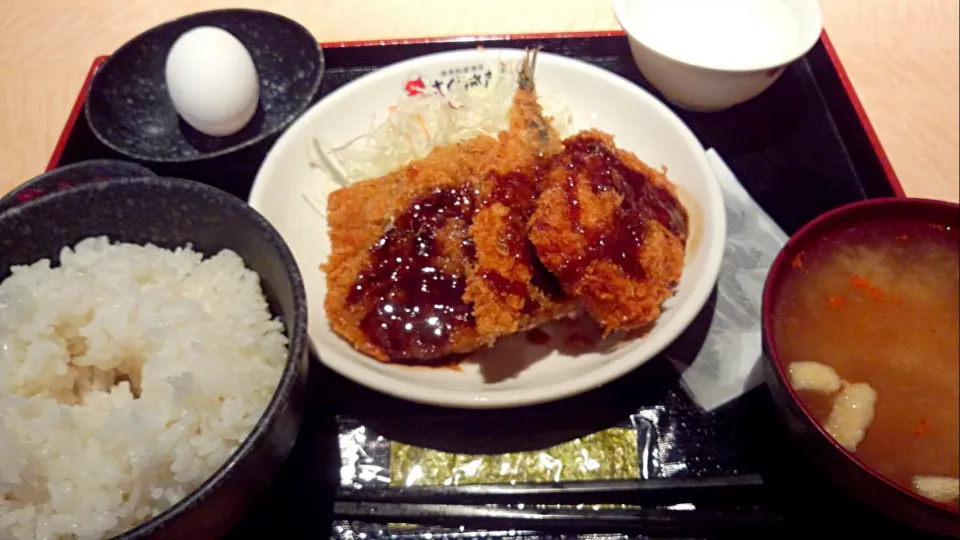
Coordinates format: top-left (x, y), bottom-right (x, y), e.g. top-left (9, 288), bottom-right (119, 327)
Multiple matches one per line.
top-left (249, 49), bottom-right (726, 409)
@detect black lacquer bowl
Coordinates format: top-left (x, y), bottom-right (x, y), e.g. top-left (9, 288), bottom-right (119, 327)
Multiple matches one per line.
top-left (84, 9), bottom-right (324, 194)
top-left (762, 197), bottom-right (960, 537)
top-left (0, 159), bottom-right (155, 215)
top-left (0, 177), bottom-right (309, 540)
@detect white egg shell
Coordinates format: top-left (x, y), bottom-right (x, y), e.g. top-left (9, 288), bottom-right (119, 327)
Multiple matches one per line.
top-left (165, 26), bottom-right (260, 137)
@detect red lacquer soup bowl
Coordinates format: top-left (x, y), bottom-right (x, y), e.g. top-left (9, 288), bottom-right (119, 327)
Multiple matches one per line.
top-left (761, 197), bottom-right (960, 537)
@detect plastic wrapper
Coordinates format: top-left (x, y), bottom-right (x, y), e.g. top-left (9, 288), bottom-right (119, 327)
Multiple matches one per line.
top-left (339, 417), bottom-right (654, 490)
top-left (338, 391), bottom-right (751, 491)
top-left (332, 383), bottom-right (758, 540)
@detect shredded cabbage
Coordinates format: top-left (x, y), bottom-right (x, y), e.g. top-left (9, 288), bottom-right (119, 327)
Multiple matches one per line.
top-left (308, 59), bottom-right (572, 188)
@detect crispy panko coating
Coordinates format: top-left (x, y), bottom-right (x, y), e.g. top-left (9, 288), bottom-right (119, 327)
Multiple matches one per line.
top-left (323, 51), bottom-right (691, 363)
top-left (528, 130), bottom-right (689, 333)
top-left (323, 137), bottom-right (498, 362)
top-left (323, 50), bottom-right (576, 363)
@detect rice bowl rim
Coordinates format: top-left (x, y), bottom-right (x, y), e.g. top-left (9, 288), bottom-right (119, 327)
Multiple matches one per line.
top-left (0, 176), bottom-right (309, 539)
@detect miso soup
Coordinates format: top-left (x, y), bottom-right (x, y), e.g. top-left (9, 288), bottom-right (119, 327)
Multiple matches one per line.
top-left (774, 220), bottom-right (959, 507)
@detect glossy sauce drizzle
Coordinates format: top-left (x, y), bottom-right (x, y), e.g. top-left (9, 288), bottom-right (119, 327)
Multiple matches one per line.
top-left (477, 169), bottom-right (539, 300)
top-left (477, 168), bottom-right (569, 312)
top-left (553, 134), bottom-right (688, 283)
top-left (347, 135), bottom-right (683, 360)
top-left (349, 185), bottom-right (478, 360)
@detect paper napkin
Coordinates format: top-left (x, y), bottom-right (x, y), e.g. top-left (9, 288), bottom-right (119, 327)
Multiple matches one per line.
top-left (665, 149), bottom-right (789, 412)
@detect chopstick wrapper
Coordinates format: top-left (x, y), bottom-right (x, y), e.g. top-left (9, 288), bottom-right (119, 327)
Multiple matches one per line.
top-left (665, 149), bottom-right (788, 412)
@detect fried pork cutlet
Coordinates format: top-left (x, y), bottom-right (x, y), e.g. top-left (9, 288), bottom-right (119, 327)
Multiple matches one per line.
top-left (323, 50), bottom-right (575, 363)
top-left (324, 137), bottom-right (497, 362)
top-left (528, 130), bottom-right (689, 333)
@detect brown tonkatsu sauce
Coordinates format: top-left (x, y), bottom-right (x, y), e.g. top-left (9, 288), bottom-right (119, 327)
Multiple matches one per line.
top-left (348, 172), bottom-right (553, 361)
top-left (552, 134), bottom-right (688, 284)
top-left (347, 136), bottom-right (685, 360)
top-left (349, 185), bottom-right (478, 360)
top-left (526, 328), bottom-right (551, 345)
top-left (477, 169), bottom-right (539, 300)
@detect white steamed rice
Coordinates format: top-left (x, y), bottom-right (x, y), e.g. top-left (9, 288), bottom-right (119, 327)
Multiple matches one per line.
top-left (0, 236), bottom-right (288, 540)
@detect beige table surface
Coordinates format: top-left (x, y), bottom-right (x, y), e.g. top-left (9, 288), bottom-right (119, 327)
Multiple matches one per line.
top-left (0, 0), bottom-right (957, 202)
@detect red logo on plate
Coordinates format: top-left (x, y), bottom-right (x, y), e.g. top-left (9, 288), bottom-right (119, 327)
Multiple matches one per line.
top-left (404, 75), bottom-right (427, 96)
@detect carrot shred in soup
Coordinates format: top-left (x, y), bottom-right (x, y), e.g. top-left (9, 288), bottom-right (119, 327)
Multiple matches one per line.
top-left (774, 220), bottom-right (960, 508)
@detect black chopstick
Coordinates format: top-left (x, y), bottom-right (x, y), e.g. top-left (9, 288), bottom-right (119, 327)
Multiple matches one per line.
top-left (337, 474), bottom-right (766, 506)
top-left (333, 501), bottom-right (784, 536)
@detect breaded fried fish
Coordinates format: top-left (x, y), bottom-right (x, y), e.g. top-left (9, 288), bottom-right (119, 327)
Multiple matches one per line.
top-left (528, 130), bottom-right (689, 333)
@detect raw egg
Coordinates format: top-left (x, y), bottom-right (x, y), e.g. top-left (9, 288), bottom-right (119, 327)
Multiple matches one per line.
top-left (165, 26), bottom-right (260, 137)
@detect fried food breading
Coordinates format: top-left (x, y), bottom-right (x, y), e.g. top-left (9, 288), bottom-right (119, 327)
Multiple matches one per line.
top-left (463, 49), bottom-right (568, 338)
top-left (324, 52), bottom-right (691, 363)
top-left (323, 50), bottom-right (576, 363)
top-left (528, 130), bottom-right (689, 333)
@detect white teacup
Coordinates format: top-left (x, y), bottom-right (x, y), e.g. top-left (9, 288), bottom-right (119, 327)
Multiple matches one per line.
top-left (613, 0), bottom-right (823, 112)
